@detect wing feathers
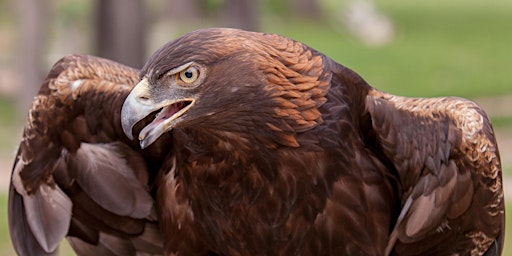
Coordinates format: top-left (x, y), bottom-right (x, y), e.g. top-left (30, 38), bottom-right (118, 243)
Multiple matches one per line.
top-left (130, 222), bottom-right (164, 254)
top-left (24, 184), bottom-right (73, 253)
top-left (446, 171), bottom-right (473, 218)
top-left (404, 162), bottom-right (457, 239)
top-left (69, 142), bottom-right (153, 218)
top-left (9, 54), bottom-right (165, 255)
top-left (8, 185), bottom-right (58, 256)
top-left (68, 233), bottom-right (136, 256)
top-left (68, 225), bottom-right (163, 256)
top-left (11, 156), bottom-right (73, 253)
top-left (366, 91), bottom-right (503, 254)
top-left (67, 218), bottom-right (100, 245)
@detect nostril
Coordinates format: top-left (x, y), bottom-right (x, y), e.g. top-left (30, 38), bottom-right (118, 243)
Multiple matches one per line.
top-left (139, 95), bottom-right (150, 101)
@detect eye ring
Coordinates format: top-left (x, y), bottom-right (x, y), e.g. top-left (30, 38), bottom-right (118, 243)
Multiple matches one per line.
top-left (178, 66), bottom-right (200, 84)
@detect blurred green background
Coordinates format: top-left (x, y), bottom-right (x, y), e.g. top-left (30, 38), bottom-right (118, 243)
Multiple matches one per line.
top-left (0, 0), bottom-right (510, 255)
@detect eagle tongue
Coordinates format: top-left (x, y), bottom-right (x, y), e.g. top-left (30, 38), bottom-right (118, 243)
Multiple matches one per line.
top-left (156, 102), bottom-right (182, 121)
top-left (138, 102), bottom-right (184, 143)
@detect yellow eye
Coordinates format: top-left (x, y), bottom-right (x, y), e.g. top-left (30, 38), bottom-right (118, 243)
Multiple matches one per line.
top-left (178, 66), bottom-right (199, 84)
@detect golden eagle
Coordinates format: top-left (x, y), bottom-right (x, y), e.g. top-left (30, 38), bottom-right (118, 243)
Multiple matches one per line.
top-left (9, 28), bottom-right (504, 255)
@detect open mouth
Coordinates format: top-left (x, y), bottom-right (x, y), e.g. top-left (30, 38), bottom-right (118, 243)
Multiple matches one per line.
top-left (139, 99), bottom-right (194, 141)
top-left (154, 100), bottom-right (193, 123)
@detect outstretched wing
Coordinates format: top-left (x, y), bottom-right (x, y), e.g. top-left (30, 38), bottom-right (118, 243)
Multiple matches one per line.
top-left (8, 55), bottom-right (167, 255)
top-left (365, 90), bottom-right (504, 255)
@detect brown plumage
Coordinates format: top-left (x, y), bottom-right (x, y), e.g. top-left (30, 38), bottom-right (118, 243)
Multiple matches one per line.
top-left (9, 55), bottom-right (168, 255)
top-left (9, 28), bottom-right (504, 255)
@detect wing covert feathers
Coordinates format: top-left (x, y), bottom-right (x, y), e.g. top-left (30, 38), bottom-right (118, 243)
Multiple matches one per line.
top-left (366, 90), bottom-right (504, 255)
top-left (8, 54), bottom-right (163, 255)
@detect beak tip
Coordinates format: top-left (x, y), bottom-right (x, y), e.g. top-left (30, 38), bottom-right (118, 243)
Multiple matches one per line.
top-left (139, 140), bottom-right (148, 149)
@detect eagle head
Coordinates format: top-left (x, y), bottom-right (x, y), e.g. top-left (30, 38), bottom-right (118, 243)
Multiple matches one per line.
top-left (121, 28), bottom-right (331, 149)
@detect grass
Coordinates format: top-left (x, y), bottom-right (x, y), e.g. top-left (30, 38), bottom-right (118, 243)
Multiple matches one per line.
top-left (0, 194), bottom-right (13, 256)
top-left (492, 116), bottom-right (512, 128)
top-left (0, 97), bottom-right (19, 158)
top-left (264, 0), bottom-right (512, 99)
top-left (504, 202), bottom-right (512, 255)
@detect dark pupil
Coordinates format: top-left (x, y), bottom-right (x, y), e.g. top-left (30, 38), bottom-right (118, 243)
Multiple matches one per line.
top-left (184, 70), bottom-right (194, 79)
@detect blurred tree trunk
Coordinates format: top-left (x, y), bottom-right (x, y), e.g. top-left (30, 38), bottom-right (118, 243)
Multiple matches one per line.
top-left (165, 0), bottom-right (204, 23)
top-left (16, 0), bottom-right (50, 118)
top-left (288, 0), bottom-right (322, 19)
top-left (221, 0), bottom-right (260, 31)
top-left (96, 0), bottom-right (146, 68)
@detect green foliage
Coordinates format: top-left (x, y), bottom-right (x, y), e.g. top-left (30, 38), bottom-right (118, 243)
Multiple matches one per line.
top-left (263, 0), bottom-right (293, 16)
top-left (0, 98), bottom-right (20, 157)
top-left (57, 0), bottom-right (92, 24)
top-left (265, 0), bottom-right (512, 99)
top-left (202, 0), bottom-right (224, 15)
top-left (0, 98), bottom-right (16, 127)
top-left (491, 116), bottom-right (512, 127)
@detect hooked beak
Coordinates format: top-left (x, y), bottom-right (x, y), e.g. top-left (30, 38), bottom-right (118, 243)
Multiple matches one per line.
top-left (121, 78), bottom-right (194, 148)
